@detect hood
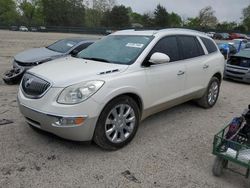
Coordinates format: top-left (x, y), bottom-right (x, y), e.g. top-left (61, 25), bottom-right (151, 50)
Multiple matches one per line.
top-left (28, 56), bottom-right (129, 87)
top-left (14, 47), bottom-right (62, 63)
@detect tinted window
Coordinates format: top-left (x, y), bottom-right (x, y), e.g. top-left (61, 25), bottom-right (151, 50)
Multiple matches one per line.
top-left (178, 36), bottom-right (204, 59)
top-left (149, 36), bottom-right (180, 62)
top-left (201, 37), bottom-right (218, 54)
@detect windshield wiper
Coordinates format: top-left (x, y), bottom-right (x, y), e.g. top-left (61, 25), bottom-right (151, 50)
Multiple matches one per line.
top-left (82, 57), bottom-right (111, 63)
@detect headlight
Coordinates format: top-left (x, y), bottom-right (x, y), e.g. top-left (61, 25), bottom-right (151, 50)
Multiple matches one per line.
top-left (57, 80), bottom-right (104, 104)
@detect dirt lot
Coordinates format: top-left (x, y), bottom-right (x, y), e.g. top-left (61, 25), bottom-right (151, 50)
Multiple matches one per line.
top-left (0, 30), bottom-right (249, 188)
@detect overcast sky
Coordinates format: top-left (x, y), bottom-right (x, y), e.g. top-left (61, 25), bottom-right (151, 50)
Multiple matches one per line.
top-left (116, 0), bottom-right (250, 23)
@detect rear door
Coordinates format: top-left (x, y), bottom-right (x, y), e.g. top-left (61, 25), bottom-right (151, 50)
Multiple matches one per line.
top-left (177, 35), bottom-right (208, 94)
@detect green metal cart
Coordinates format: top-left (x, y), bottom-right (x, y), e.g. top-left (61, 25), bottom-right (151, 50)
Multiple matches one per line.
top-left (212, 122), bottom-right (250, 178)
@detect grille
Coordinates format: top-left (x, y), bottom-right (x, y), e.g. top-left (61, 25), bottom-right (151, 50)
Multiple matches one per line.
top-left (21, 73), bottom-right (51, 98)
top-left (226, 70), bottom-right (246, 75)
top-left (227, 75), bottom-right (243, 80)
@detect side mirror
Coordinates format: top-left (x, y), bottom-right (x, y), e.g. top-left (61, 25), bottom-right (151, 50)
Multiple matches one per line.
top-left (149, 52), bottom-right (170, 64)
top-left (71, 49), bottom-right (79, 56)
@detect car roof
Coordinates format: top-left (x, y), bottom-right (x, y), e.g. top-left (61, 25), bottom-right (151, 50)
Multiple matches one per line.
top-left (112, 28), bottom-right (209, 38)
top-left (63, 38), bottom-right (96, 43)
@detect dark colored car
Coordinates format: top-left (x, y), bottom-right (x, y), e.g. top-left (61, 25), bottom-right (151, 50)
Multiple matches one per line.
top-left (3, 38), bottom-right (95, 84)
top-left (38, 26), bottom-right (47, 32)
top-left (30, 27), bottom-right (38, 32)
top-left (10, 26), bottom-right (18, 31)
top-left (213, 33), bottom-right (230, 40)
top-left (224, 49), bottom-right (250, 83)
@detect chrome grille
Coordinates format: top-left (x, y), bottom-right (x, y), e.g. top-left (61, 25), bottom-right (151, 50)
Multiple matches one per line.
top-left (21, 73), bottom-right (51, 98)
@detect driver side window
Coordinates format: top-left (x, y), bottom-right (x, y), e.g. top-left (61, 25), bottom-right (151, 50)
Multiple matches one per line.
top-left (149, 36), bottom-right (181, 63)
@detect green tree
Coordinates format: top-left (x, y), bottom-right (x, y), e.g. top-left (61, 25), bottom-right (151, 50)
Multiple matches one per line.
top-left (185, 17), bottom-right (201, 28)
top-left (154, 4), bottom-right (169, 27)
top-left (169, 12), bottom-right (182, 27)
top-left (41, 0), bottom-right (85, 26)
top-left (102, 5), bottom-right (130, 28)
top-left (198, 6), bottom-right (218, 28)
top-left (141, 12), bottom-right (154, 27)
top-left (216, 21), bottom-right (237, 31)
top-left (85, 0), bottom-right (115, 27)
top-left (242, 5), bottom-right (250, 31)
top-left (0, 0), bottom-right (19, 25)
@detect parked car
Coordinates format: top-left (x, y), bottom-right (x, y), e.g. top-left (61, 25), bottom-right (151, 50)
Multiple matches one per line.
top-left (217, 42), bottom-right (237, 59)
top-left (229, 33), bottom-right (245, 40)
top-left (224, 49), bottom-right (250, 83)
top-left (232, 39), bottom-right (248, 52)
top-left (19, 26), bottom-right (28, 32)
top-left (18, 29), bottom-right (224, 150)
top-left (206, 32), bottom-right (215, 38)
top-left (38, 26), bottom-right (47, 32)
top-left (3, 38), bottom-right (95, 84)
top-left (29, 27), bottom-right (38, 32)
top-left (10, 25), bottom-right (18, 31)
top-left (213, 33), bottom-right (223, 40)
top-left (213, 33), bottom-right (229, 40)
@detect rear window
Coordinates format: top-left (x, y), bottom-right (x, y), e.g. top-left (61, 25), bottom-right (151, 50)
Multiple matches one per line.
top-left (178, 36), bottom-right (204, 59)
top-left (201, 37), bottom-right (218, 54)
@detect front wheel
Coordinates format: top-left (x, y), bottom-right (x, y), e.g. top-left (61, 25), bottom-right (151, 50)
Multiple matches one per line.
top-left (196, 77), bottom-right (221, 109)
top-left (93, 96), bottom-right (140, 150)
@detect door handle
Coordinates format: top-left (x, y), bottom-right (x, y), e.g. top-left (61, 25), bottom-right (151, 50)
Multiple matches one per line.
top-left (177, 70), bottom-right (185, 76)
top-left (203, 64), bottom-right (209, 69)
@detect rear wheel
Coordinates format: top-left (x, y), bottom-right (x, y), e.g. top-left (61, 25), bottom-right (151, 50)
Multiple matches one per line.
top-left (93, 96), bottom-right (140, 150)
top-left (196, 77), bottom-right (220, 108)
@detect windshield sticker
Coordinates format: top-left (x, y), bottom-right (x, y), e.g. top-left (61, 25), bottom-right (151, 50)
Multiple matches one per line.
top-left (126, 43), bottom-right (144, 48)
top-left (67, 43), bottom-right (74, 47)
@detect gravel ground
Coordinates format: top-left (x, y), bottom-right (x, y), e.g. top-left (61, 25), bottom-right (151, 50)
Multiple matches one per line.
top-left (0, 30), bottom-right (250, 188)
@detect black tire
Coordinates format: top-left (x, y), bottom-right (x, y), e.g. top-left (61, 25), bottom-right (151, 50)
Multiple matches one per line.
top-left (2, 67), bottom-right (25, 85)
top-left (212, 156), bottom-right (228, 177)
top-left (196, 77), bottom-right (220, 109)
top-left (93, 96), bottom-right (140, 150)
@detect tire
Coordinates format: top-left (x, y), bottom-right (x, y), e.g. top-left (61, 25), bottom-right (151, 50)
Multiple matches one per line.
top-left (196, 77), bottom-right (220, 109)
top-left (2, 67), bottom-right (25, 85)
top-left (212, 156), bottom-right (228, 177)
top-left (93, 96), bottom-right (140, 150)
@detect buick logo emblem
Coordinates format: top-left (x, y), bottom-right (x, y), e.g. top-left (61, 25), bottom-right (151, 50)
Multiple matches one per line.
top-left (25, 78), bottom-right (33, 88)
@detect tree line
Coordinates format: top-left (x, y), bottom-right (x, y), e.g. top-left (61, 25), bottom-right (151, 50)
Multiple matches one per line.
top-left (0, 0), bottom-right (250, 32)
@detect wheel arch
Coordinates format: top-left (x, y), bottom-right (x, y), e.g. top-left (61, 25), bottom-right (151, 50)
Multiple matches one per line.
top-left (212, 72), bottom-right (222, 83)
top-left (97, 92), bottom-right (144, 119)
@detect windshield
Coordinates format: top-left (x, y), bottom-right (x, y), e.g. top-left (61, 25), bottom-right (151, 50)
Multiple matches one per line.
top-left (47, 39), bottom-right (78, 53)
top-left (77, 35), bottom-right (154, 65)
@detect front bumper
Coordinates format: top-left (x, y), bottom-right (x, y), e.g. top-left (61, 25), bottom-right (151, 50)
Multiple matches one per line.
top-left (18, 88), bottom-right (101, 141)
top-left (19, 103), bottom-right (98, 141)
top-left (224, 66), bottom-right (250, 84)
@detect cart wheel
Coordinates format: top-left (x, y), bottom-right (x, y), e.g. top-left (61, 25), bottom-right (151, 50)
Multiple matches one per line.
top-left (212, 156), bottom-right (228, 177)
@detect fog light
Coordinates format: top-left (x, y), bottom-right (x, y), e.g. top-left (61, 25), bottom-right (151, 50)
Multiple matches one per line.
top-left (54, 117), bottom-right (85, 127)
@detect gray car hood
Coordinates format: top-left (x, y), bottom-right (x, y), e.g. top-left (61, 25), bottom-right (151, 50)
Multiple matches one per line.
top-left (14, 47), bottom-right (62, 63)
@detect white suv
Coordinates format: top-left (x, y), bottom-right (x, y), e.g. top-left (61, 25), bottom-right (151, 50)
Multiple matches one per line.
top-left (18, 29), bottom-right (224, 150)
